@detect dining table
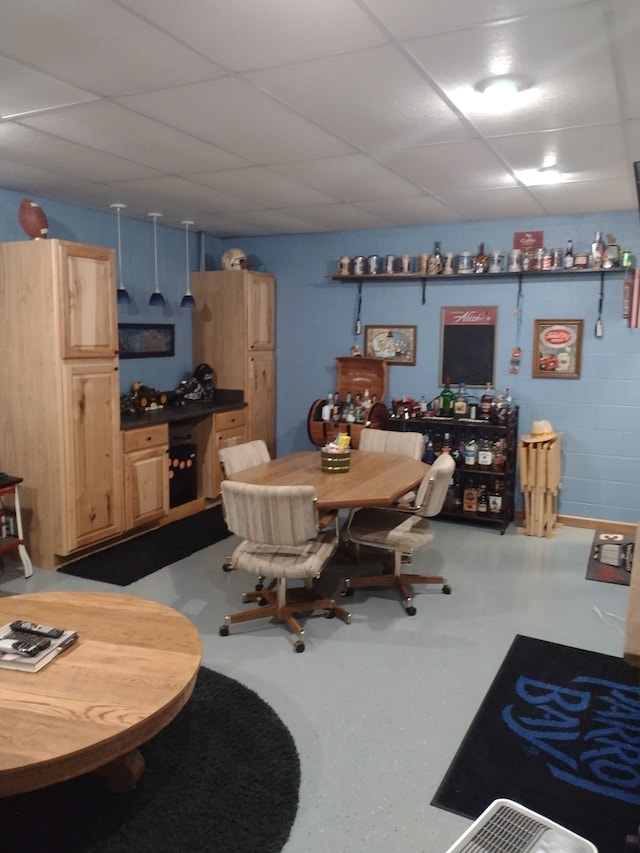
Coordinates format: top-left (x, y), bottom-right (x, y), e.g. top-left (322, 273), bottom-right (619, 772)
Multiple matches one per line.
top-left (227, 449), bottom-right (429, 511)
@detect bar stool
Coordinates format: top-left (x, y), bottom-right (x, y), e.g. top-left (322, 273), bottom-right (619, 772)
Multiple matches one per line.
top-left (0, 474), bottom-right (33, 578)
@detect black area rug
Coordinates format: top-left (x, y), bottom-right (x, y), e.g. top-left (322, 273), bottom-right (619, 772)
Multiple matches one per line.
top-left (59, 505), bottom-right (231, 585)
top-left (586, 529), bottom-right (634, 585)
top-left (0, 666), bottom-right (300, 853)
top-left (432, 635), bottom-right (640, 853)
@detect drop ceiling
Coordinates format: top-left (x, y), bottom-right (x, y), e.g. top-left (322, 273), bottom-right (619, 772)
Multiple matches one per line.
top-left (1, 0), bottom-right (639, 237)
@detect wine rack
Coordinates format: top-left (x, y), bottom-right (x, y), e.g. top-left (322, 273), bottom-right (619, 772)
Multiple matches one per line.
top-left (385, 406), bottom-right (519, 534)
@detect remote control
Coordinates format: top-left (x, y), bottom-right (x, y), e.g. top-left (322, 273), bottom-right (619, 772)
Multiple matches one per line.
top-left (9, 620), bottom-right (64, 639)
top-left (0, 638), bottom-right (50, 657)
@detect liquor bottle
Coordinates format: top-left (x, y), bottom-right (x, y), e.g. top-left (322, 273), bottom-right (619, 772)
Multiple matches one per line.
top-left (332, 390), bottom-right (341, 422)
top-left (423, 433), bottom-right (435, 465)
top-left (477, 483), bottom-right (488, 514)
top-left (492, 438), bottom-right (506, 473)
top-left (453, 382), bottom-right (469, 418)
top-left (362, 388), bottom-right (372, 413)
top-left (432, 240), bottom-right (443, 274)
top-left (474, 243), bottom-right (488, 274)
top-left (343, 391), bottom-right (355, 423)
top-left (440, 378), bottom-right (454, 417)
top-left (489, 480), bottom-right (503, 515)
top-left (591, 231), bottom-right (606, 269)
top-left (464, 434), bottom-right (478, 466)
top-left (441, 432), bottom-right (452, 454)
top-left (477, 435), bottom-right (493, 468)
top-left (463, 479), bottom-right (478, 512)
top-left (563, 239), bottom-right (574, 269)
top-left (419, 395), bottom-right (427, 415)
top-left (479, 382), bottom-right (495, 421)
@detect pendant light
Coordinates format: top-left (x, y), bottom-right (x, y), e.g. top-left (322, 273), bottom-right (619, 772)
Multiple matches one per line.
top-left (148, 212), bottom-right (165, 307)
top-left (180, 220), bottom-right (196, 308)
top-left (110, 202), bottom-right (130, 304)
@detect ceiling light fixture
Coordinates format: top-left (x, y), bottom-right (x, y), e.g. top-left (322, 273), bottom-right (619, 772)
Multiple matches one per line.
top-left (148, 212), bottom-right (165, 307)
top-left (110, 202), bottom-right (130, 304)
top-left (180, 220), bottom-right (196, 309)
top-left (474, 74), bottom-right (532, 99)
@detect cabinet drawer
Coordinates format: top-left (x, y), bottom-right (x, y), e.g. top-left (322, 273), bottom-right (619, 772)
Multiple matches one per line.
top-left (122, 424), bottom-right (168, 453)
top-left (215, 408), bottom-right (246, 431)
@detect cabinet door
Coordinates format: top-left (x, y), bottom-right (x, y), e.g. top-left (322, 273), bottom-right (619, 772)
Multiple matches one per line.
top-left (59, 242), bottom-right (118, 359)
top-left (247, 272), bottom-right (275, 350)
top-left (247, 350), bottom-right (275, 456)
top-left (59, 361), bottom-right (123, 553)
top-left (123, 446), bottom-right (169, 530)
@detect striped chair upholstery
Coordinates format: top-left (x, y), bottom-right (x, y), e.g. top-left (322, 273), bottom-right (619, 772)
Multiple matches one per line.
top-left (359, 429), bottom-right (424, 503)
top-left (219, 481), bottom-right (351, 652)
top-left (218, 439), bottom-right (270, 477)
top-left (342, 453), bottom-right (455, 616)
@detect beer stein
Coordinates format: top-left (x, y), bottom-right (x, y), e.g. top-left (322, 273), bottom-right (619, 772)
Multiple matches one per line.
top-left (443, 253), bottom-right (455, 275)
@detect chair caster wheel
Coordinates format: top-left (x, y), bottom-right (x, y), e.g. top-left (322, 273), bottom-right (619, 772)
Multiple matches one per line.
top-left (258, 597), bottom-right (269, 607)
top-left (324, 609), bottom-right (336, 619)
top-left (222, 562), bottom-right (233, 572)
top-left (442, 584), bottom-right (452, 594)
top-left (294, 641), bottom-right (305, 653)
top-left (405, 605), bottom-right (417, 616)
top-left (341, 586), bottom-right (354, 597)
top-left (219, 625), bottom-right (229, 637)
top-left (255, 583), bottom-right (263, 591)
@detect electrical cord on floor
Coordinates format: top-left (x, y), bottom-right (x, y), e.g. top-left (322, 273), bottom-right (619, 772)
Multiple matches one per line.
top-left (592, 604), bottom-right (624, 634)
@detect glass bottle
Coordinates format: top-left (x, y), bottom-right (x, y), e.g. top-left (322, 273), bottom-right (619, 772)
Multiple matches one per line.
top-left (474, 242), bottom-right (488, 274)
top-left (463, 478), bottom-right (478, 512)
top-left (479, 382), bottom-right (495, 421)
top-left (477, 483), bottom-right (488, 514)
top-left (564, 239), bottom-right (574, 269)
top-left (423, 433), bottom-right (435, 465)
top-left (464, 434), bottom-right (478, 467)
top-left (492, 438), bottom-right (506, 473)
top-left (441, 432), bottom-right (452, 454)
top-left (453, 382), bottom-right (469, 418)
top-left (489, 479), bottom-right (503, 514)
top-left (432, 240), bottom-right (443, 274)
top-left (419, 395), bottom-right (428, 415)
top-left (478, 435), bottom-right (493, 468)
top-left (332, 390), bottom-right (342, 422)
top-left (440, 378), bottom-right (454, 417)
top-left (343, 391), bottom-right (355, 423)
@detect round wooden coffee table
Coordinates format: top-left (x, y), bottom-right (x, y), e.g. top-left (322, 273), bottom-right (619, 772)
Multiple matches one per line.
top-left (0, 591), bottom-right (202, 796)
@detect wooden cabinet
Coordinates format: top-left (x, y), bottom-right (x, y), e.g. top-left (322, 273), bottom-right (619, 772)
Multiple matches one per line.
top-left (191, 408), bottom-right (247, 500)
top-left (0, 239), bottom-right (123, 568)
top-left (122, 425), bottom-right (169, 531)
top-left (191, 270), bottom-right (276, 456)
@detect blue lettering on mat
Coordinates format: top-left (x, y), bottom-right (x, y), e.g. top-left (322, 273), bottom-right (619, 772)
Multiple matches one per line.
top-left (502, 676), bottom-right (640, 804)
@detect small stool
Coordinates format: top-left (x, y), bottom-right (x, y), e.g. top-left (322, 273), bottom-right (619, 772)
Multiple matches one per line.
top-left (0, 475), bottom-right (33, 578)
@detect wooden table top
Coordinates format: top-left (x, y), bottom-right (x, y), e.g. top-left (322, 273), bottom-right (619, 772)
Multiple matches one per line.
top-left (0, 591), bottom-right (202, 796)
top-left (228, 449), bottom-right (428, 510)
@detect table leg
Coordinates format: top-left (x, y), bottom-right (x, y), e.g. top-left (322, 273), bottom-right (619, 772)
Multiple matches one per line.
top-left (93, 748), bottom-right (146, 793)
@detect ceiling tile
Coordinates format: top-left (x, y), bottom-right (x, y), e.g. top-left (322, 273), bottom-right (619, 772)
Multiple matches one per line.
top-left (0, 122), bottom-right (161, 181)
top-left (116, 77), bottom-right (355, 163)
top-left (18, 101), bottom-right (249, 173)
top-left (271, 154), bottom-right (424, 202)
top-left (527, 177), bottom-right (636, 215)
top-left (0, 55), bottom-right (97, 119)
top-left (405, 5), bottom-right (622, 136)
top-left (436, 187), bottom-right (546, 220)
top-left (372, 140), bottom-right (519, 192)
top-left (117, 0), bottom-right (388, 71)
top-left (274, 203), bottom-right (393, 232)
top-left (245, 45), bottom-right (475, 151)
top-left (0, 0), bottom-right (223, 96)
top-left (356, 195), bottom-right (463, 226)
top-left (195, 166), bottom-right (340, 208)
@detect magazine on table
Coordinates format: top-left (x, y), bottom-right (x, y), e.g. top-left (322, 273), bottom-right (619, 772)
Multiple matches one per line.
top-left (0, 622), bottom-right (78, 672)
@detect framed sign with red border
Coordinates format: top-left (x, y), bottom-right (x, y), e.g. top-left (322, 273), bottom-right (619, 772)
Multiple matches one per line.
top-left (533, 319), bottom-right (583, 379)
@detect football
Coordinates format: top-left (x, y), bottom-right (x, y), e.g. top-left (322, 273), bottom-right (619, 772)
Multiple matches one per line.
top-left (18, 198), bottom-right (49, 239)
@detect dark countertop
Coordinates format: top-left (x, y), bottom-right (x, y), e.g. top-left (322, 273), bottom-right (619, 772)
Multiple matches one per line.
top-left (121, 390), bottom-right (245, 431)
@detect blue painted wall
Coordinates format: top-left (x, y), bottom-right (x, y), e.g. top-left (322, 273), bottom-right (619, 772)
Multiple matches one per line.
top-left (1, 187), bottom-right (639, 524)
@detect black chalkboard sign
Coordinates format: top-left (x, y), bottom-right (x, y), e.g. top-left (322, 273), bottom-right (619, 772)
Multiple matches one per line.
top-left (440, 306), bottom-right (497, 387)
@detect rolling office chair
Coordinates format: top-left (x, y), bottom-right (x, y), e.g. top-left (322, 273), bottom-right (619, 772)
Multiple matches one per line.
top-left (358, 428), bottom-right (424, 502)
top-left (219, 440), bottom-right (271, 584)
top-left (219, 481), bottom-right (351, 652)
top-left (341, 452), bottom-right (455, 615)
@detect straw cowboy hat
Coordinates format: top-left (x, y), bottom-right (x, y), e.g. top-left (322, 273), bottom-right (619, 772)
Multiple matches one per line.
top-left (521, 419), bottom-right (560, 443)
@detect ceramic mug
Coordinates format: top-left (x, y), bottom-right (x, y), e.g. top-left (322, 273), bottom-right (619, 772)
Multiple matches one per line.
top-left (489, 251), bottom-right (505, 273)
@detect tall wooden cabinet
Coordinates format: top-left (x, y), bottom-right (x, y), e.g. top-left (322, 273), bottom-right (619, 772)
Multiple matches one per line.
top-left (191, 270), bottom-right (276, 456)
top-left (0, 239), bottom-right (123, 568)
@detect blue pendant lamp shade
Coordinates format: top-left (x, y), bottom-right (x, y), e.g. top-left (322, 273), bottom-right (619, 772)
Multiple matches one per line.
top-left (180, 220), bottom-right (196, 308)
top-left (110, 202), bottom-right (130, 304)
top-left (148, 212), bottom-right (165, 307)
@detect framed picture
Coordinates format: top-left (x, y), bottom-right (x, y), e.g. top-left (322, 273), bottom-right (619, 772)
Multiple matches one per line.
top-left (364, 325), bottom-right (417, 365)
top-left (118, 323), bottom-right (175, 358)
top-left (533, 319), bottom-right (583, 379)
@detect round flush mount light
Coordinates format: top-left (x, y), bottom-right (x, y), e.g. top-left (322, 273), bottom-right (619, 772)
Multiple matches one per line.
top-left (474, 74), bottom-right (532, 98)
